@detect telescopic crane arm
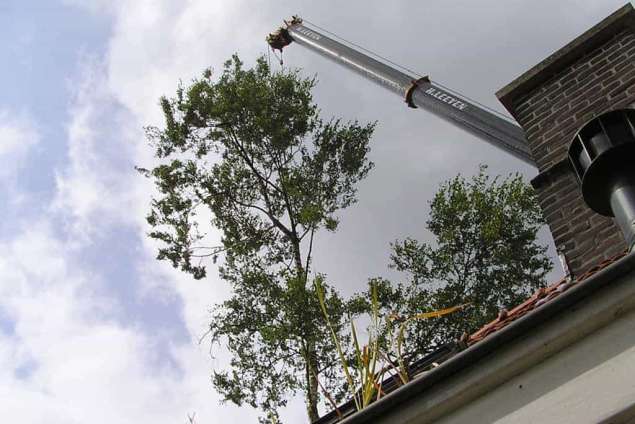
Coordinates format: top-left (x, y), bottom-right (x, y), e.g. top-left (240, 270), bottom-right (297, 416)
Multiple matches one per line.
top-left (267, 17), bottom-right (534, 167)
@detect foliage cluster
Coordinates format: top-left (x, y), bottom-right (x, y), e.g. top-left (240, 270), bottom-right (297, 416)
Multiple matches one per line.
top-left (141, 54), bottom-right (551, 423)
top-left (365, 167), bottom-right (552, 358)
top-left (140, 55), bottom-right (374, 423)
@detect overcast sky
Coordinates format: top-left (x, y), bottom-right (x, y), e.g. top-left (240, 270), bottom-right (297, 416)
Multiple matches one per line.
top-left (0, 1), bottom-right (629, 422)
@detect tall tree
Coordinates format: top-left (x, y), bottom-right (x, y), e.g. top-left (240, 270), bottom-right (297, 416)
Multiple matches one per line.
top-left (139, 55), bottom-right (375, 422)
top-left (371, 166), bottom-right (552, 358)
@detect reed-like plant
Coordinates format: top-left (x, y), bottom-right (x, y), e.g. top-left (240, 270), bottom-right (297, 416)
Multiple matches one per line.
top-left (316, 276), bottom-right (468, 413)
top-left (315, 277), bottom-right (386, 411)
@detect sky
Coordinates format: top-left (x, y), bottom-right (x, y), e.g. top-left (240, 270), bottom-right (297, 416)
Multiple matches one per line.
top-left (0, 1), bottom-right (629, 422)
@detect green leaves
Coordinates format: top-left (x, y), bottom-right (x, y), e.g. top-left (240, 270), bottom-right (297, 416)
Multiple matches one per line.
top-left (317, 279), bottom-right (465, 409)
top-left (138, 54), bottom-right (375, 422)
top-left (316, 278), bottom-right (385, 412)
top-left (140, 54), bottom-right (375, 282)
top-left (387, 165), bottom-right (552, 355)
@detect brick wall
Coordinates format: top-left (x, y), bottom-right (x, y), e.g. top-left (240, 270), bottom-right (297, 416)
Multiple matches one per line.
top-left (500, 23), bottom-right (635, 276)
top-left (531, 168), bottom-right (625, 274)
top-left (514, 30), bottom-right (635, 171)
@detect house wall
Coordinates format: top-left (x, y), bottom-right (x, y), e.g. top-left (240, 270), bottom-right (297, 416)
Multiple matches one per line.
top-left (497, 14), bottom-right (635, 276)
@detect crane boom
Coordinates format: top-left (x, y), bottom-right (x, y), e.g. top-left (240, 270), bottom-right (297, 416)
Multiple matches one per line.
top-left (268, 18), bottom-right (534, 166)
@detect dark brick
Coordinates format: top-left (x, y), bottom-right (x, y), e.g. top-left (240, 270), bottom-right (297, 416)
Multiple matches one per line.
top-left (499, 22), bottom-right (633, 276)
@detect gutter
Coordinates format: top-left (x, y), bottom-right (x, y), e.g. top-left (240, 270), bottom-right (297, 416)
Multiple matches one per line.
top-left (339, 252), bottom-right (635, 423)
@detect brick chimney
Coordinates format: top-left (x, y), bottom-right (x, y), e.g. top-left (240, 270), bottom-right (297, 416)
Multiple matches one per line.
top-left (497, 4), bottom-right (635, 277)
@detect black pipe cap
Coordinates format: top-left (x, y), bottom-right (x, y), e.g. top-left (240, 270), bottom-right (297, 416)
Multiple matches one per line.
top-left (569, 109), bottom-right (635, 216)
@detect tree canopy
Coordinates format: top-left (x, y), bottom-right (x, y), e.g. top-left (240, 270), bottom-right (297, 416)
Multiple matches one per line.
top-left (139, 55), bottom-right (375, 422)
top-left (368, 166), bottom-right (553, 358)
top-left (139, 53), bottom-right (554, 422)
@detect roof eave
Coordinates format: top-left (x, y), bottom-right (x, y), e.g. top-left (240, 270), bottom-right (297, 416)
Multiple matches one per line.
top-left (339, 252), bottom-right (635, 423)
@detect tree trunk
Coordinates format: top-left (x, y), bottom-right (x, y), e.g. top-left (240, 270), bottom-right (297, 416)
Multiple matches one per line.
top-left (306, 347), bottom-right (320, 422)
top-left (292, 238), bottom-right (320, 422)
top-left (293, 244), bottom-right (304, 279)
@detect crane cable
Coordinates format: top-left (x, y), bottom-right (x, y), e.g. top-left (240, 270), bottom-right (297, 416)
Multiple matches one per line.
top-left (302, 18), bottom-right (426, 79)
top-left (301, 18), bottom-right (518, 125)
top-left (269, 45), bottom-right (284, 67)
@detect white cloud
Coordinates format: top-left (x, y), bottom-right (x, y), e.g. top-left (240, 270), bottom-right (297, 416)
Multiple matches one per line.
top-left (0, 221), bottom-right (261, 423)
top-left (66, 0), bottom-right (279, 335)
top-left (53, 56), bottom-right (147, 239)
top-left (32, 1), bottom-right (307, 421)
top-left (0, 109), bottom-right (39, 182)
top-left (104, 0), bottom-right (267, 125)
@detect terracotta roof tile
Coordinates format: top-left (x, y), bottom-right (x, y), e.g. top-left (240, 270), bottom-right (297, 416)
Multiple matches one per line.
top-left (467, 251), bottom-right (628, 345)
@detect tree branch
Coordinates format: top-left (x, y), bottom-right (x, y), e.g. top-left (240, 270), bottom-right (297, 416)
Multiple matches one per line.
top-left (223, 124), bottom-right (285, 197)
top-left (304, 226), bottom-right (316, 285)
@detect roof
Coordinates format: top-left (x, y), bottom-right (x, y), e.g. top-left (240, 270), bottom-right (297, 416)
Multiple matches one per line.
top-left (316, 250), bottom-right (630, 424)
top-left (468, 251), bottom-right (627, 345)
top-left (497, 3), bottom-right (635, 112)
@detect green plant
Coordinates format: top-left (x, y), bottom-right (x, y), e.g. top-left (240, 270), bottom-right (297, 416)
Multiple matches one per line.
top-left (315, 277), bottom-right (385, 411)
top-left (389, 304), bottom-right (469, 384)
top-left (140, 54), bottom-right (375, 422)
top-left (388, 166), bottom-right (551, 353)
top-left (316, 277), bottom-right (465, 413)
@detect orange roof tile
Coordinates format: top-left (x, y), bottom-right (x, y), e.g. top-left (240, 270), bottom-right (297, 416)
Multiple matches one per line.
top-left (467, 251), bottom-right (628, 345)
